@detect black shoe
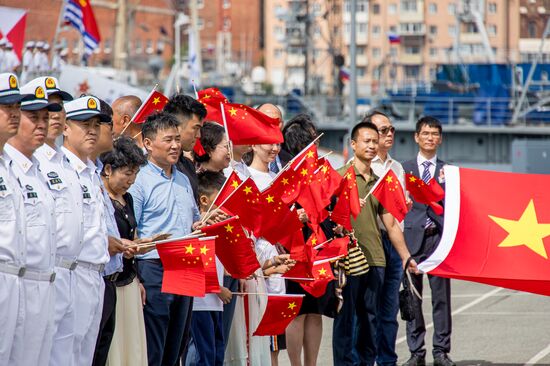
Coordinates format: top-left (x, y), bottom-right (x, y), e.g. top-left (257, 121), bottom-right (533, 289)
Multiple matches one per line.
top-left (433, 354), bottom-right (456, 366)
top-left (402, 355), bottom-right (426, 366)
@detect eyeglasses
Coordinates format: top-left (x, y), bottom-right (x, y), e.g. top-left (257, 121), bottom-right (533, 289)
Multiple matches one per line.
top-left (378, 126), bottom-right (395, 135)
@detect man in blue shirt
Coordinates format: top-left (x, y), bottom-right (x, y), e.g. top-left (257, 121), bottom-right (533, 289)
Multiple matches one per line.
top-left (129, 111), bottom-right (202, 366)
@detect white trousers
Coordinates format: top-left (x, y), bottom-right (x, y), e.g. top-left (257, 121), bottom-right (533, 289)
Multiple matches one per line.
top-left (10, 278), bottom-right (56, 366)
top-left (0, 273), bottom-right (22, 364)
top-left (72, 266), bottom-right (104, 366)
top-left (49, 268), bottom-right (77, 366)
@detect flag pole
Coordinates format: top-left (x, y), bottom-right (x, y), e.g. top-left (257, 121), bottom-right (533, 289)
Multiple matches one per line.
top-left (313, 238), bottom-right (333, 250)
top-left (200, 178), bottom-right (249, 223)
top-left (52, 2), bottom-right (66, 58)
top-left (220, 101), bottom-right (234, 162)
top-left (231, 292), bottom-right (307, 296)
top-left (200, 173), bottom-right (235, 222)
top-left (119, 84), bottom-right (158, 136)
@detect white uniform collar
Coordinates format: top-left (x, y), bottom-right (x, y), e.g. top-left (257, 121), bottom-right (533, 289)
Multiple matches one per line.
top-left (61, 146), bottom-right (91, 174)
top-left (417, 153), bottom-right (437, 167)
top-left (36, 143), bottom-right (61, 162)
top-left (4, 143), bottom-right (36, 173)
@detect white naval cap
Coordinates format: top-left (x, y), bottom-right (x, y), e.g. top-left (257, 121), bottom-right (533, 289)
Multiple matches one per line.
top-left (64, 95), bottom-right (111, 122)
top-left (34, 76), bottom-right (73, 101)
top-left (20, 78), bottom-right (62, 112)
top-left (35, 41), bottom-right (44, 49)
top-left (26, 41), bottom-right (35, 48)
top-left (0, 73), bottom-right (31, 105)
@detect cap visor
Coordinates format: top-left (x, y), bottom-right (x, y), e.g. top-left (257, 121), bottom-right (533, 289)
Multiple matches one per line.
top-left (68, 112), bottom-right (111, 123)
top-left (51, 90), bottom-right (73, 101)
top-left (0, 94), bottom-right (28, 105)
top-left (22, 102), bottom-right (62, 112)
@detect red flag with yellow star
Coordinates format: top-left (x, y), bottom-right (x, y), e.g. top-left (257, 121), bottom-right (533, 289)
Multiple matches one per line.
top-left (156, 237), bottom-right (207, 297)
top-left (331, 165), bottom-right (361, 231)
top-left (418, 166), bottom-right (550, 296)
top-left (405, 173), bottom-right (445, 215)
top-left (132, 89), bottom-right (169, 124)
top-left (253, 295), bottom-right (304, 336)
top-left (200, 216), bottom-right (260, 279)
top-left (258, 184), bottom-right (304, 244)
top-left (198, 238), bottom-right (220, 293)
top-left (371, 168), bottom-right (408, 222)
top-left (219, 177), bottom-right (263, 235)
top-left (300, 261), bottom-right (335, 297)
top-left (214, 171), bottom-right (243, 208)
top-left (197, 87), bottom-right (229, 123)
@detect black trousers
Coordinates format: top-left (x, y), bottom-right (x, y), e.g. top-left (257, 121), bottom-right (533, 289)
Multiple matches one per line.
top-left (406, 234), bottom-right (452, 358)
top-left (92, 278), bottom-right (117, 366)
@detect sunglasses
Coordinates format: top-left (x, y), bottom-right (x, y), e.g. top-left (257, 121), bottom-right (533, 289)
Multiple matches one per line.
top-left (378, 126), bottom-right (395, 135)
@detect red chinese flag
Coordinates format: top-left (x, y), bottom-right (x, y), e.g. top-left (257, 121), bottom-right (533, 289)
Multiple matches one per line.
top-left (279, 229), bottom-right (308, 262)
top-left (315, 236), bottom-right (349, 260)
top-left (193, 139), bottom-right (206, 156)
top-left (331, 165), bottom-right (361, 230)
top-left (418, 166), bottom-right (550, 296)
top-left (156, 238), bottom-right (205, 297)
top-left (214, 171), bottom-right (243, 207)
top-left (198, 87), bottom-right (229, 123)
top-left (223, 103), bottom-right (283, 145)
top-left (200, 217), bottom-right (260, 279)
top-left (316, 158), bottom-right (344, 203)
top-left (259, 185), bottom-right (303, 244)
top-left (282, 260), bottom-right (314, 282)
top-left (220, 177), bottom-right (262, 235)
top-left (253, 295), bottom-right (304, 336)
top-left (371, 169), bottom-right (408, 222)
top-left (132, 90), bottom-right (169, 124)
top-left (300, 261), bottom-right (335, 297)
top-left (268, 163), bottom-right (303, 205)
top-left (289, 144), bottom-right (319, 171)
top-left (198, 238), bottom-right (219, 293)
top-left (405, 173), bottom-right (445, 215)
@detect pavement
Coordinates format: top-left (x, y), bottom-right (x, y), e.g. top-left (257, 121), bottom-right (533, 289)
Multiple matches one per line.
top-left (278, 279), bottom-right (550, 365)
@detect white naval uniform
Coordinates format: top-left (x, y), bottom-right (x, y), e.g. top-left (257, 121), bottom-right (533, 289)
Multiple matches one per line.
top-left (0, 153), bottom-right (26, 365)
top-left (35, 144), bottom-right (84, 366)
top-left (21, 50), bottom-right (34, 83)
top-left (62, 147), bottom-right (109, 366)
top-left (5, 144), bottom-right (57, 366)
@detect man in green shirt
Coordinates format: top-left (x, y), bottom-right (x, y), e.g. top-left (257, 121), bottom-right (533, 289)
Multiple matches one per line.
top-left (332, 121), bottom-right (418, 365)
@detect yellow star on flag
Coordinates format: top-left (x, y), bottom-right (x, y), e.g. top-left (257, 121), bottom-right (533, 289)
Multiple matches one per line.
top-left (300, 168), bottom-right (308, 176)
top-left (311, 237), bottom-right (317, 245)
top-left (386, 175), bottom-right (393, 183)
top-left (321, 165), bottom-right (329, 174)
top-left (152, 97), bottom-right (161, 105)
top-left (224, 223), bottom-right (234, 233)
top-left (200, 245), bottom-right (210, 255)
top-left (409, 176), bottom-right (417, 183)
top-left (318, 268), bottom-right (327, 276)
top-left (345, 172), bottom-right (352, 180)
top-left (231, 180), bottom-right (239, 189)
top-left (228, 107), bottom-right (238, 117)
top-left (185, 244), bottom-right (195, 254)
top-left (488, 199), bottom-right (550, 259)
top-left (288, 302), bottom-right (297, 310)
top-left (243, 186), bottom-right (252, 195)
top-left (306, 150), bottom-right (315, 158)
top-left (266, 195), bottom-right (275, 203)
top-left (203, 94), bottom-right (211, 99)
top-left (281, 178), bottom-right (289, 185)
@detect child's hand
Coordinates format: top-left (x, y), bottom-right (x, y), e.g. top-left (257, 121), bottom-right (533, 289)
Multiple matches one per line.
top-left (217, 286), bottom-right (233, 304)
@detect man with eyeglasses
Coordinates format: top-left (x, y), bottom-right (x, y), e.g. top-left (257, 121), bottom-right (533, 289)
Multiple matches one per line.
top-left (364, 111), bottom-right (408, 366)
top-left (402, 116), bottom-right (454, 366)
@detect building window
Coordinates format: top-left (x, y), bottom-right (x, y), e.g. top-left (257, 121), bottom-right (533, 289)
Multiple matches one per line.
top-left (223, 17), bottom-right (231, 30)
top-left (429, 47), bottom-right (437, 57)
top-left (448, 25), bottom-right (457, 36)
top-left (104, 38), bottom-right (112, 54)
top-left (223, 0), bottom-right (231, 9)
top-left (357, 67), bottom-right (366, 77)
top-left (197, 17), bottom-right (204, 30)
top-left (405, 65), bottom-right (420, 78)
top-left (145, 39), bottom-right (153, 54)
top-left (357, 46), bottom-right (366, 55)
top-left (528, 21), bottom-right (537, 38)
top-left (157, 39), bottom-right (165, 52)
top-left (372, 3), bottom-right (380, 14)
top-left (448, 3), bottom-right (456, 15)
top-left (358, 0), bottom-right (368, 12)
top-left (404, 46), bottom-right (420, 54)
top-left (428, 3), bottom-right (437, 13)
top-left (134, 39), bottom-right (142, 54)
top-left (390, 25), bottom-right (397, 33)
top-left (373, 47), bottom-right (381, 58)
top-left (390, 47), bottom-right (398, 56)
top-left (488, 2), bottom-right (497, 13)
top-left (358, 23), bottom-right (367, 34)
top-left (401, 0), bottom-right (417, 12)
top-left (488, 25), bottom-right (497, 37)
top-left (388, 3), bottom-right (397, 14)
top-left (466, 23), bottom-right (478, 33)
top-left (429, 25), bottom-right (437, 35)
top-left (372, 25), bottom-right (381, 37)
top-left (274, 48), bottom-right (283, 59)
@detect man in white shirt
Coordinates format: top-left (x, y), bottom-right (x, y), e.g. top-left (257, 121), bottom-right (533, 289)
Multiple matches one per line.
top-left (366, 111), bottom-right (408, 366)
top-left (0, 73), bottom-right (30, 364)
top-left (30, 76), bottom-right (82, 366)
top-left (5, 77), bottom-right (62, 366)
top-left (62, 95), bottom-right (112, 366)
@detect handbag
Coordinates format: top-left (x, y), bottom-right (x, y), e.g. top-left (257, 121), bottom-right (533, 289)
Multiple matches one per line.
top-left (399, 257), bottom-right (421, 321)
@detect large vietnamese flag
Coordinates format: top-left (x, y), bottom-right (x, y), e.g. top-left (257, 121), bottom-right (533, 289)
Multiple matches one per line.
top-left (419, 166), bottom-right (550, 296)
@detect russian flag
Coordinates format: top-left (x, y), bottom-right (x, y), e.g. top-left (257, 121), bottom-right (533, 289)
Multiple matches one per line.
top-left (339, 68), bottom-right (350, 81)
top-left (388, 33), bottom-right (401, 44)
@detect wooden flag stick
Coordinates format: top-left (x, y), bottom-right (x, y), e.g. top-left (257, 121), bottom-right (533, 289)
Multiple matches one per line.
top-left (313, 238), bottom-right (333, 250)
top-left (133, 131), bottom-right (142, 139)
top-left (231, 292), bottom-right (306, 296)
top-left (318, 151), bottom-right (333, 160)
top-left (132, 231), bottom-right (204, 249)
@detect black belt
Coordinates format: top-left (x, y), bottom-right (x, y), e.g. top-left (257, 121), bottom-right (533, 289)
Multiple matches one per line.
top-left (104, 272), bottom-right (120, 282)
top-left (424, 226), bottom-right (439, 237)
